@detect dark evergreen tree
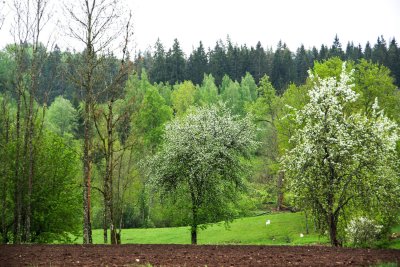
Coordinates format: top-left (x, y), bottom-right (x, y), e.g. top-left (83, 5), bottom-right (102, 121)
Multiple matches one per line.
top-left (364, 41), bottom-right (372, 60)
top-left (208, 40), bottom-right (227, 86)
top-left (186, 41), bottom-right (208, 85)
top-left (372, 35), bottom-right (388, 65)
top-left (271, 41), bottom-right (294, 94)
top-left (329, 34), bottom-right (344, 59)
top-left (150, 39), bottom-right (167, 83)
top-left (165, 38), bottom-right (186, 84)
top-left (387, 38), bottom-right (400, 86)
top-left (226, 38), bottom-right (241, 81)
top-left (294, 44), bottom-right (310, 85)
top-left (319, 44), bottom-right (329, 60)
top-left (249, 41), bottom-right (269, 83)
top-left (311, 46), bottom-right (319, 62)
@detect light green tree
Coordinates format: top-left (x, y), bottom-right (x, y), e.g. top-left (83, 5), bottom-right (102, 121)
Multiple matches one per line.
top-left (195, 74), bottom-right (219, 106)
top-left (241, 72), bottom-right (258, 101)
top-left (283, 63), bottom-right (400, 246)
top-left (171, 80), bottom-right (196, 116)
top-left (133, 87), bottom-right (173, 153)
top-left (46, 96), bottom-right (78, 138)
top-left (148, 104), bottom-right (257, 244)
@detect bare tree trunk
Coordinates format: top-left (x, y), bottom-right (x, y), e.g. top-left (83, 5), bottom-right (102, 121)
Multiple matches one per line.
top-left (83, 100), bottom-right (93, 244)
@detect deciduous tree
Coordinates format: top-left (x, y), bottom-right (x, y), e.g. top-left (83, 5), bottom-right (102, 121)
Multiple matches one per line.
top-left (284, 63), bottom-right (400, 246)
top-left (148, 105), bottom-right (257, 244)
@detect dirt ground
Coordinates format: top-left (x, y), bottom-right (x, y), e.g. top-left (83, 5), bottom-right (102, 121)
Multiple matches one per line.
top-left (0, 244), bottom-right (399, 266)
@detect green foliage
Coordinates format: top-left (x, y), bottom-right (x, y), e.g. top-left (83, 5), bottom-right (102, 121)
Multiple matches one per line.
top-left (46, 96), bottom-right (78, 138)
top-left (147, 104), bottom-right (257, 241)
top-left (171, 80), bottom-right (196, 116)
top-left (31, 132), bottom-right (81, 243)
top-left (133, 86), bottom-right (173, 153)
top-left (195, 74), bottom-right (219, 106)
top-left (283, 63), bottom-right (400, 245)
top-left (353, 59), bottom-right (400, 120)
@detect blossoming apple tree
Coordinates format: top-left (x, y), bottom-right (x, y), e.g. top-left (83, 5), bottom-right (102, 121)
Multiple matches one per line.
top-left (284, 63), bottom-right (400, 246)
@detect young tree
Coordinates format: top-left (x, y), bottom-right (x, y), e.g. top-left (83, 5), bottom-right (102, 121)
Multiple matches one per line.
top-left (148, 105), bottom-right (257, 244)
top-left (284, 63), bottom-right (400, 246)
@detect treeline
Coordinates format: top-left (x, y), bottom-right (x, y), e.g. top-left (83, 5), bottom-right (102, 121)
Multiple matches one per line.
top-left (134, 35), bottom-right (400, 93)
top-left (1, 35), bottom-right (399, 106)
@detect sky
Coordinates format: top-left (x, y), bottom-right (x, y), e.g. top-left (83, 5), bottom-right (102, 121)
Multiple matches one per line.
top-left (1, 0), bottom-right (399, 55)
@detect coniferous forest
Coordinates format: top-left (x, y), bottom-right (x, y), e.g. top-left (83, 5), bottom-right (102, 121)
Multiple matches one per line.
top-left (0, 0), bottom-right (399, 250)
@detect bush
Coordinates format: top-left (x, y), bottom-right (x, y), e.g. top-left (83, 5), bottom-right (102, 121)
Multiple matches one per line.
top-left (345, 216), bottom-right (383, 247)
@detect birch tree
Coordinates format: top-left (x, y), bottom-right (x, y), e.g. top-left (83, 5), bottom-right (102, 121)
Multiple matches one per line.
top-left (64, 0), bottom-right (133, 244)
top-left (10, 0), bottom-right (51, 243)
top-left (283, 63), bottom-right (400, 246)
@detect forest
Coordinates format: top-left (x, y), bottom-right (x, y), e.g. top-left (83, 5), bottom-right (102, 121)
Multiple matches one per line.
top-left (0, 0), bottom-right (399, 248)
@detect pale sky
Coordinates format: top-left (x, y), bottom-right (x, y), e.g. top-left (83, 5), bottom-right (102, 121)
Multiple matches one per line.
top-left (1, 0), bottom-right (399, 55)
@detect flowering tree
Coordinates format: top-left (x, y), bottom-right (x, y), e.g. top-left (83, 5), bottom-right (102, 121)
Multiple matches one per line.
top-left (148, 104), bottom-right (257, 244)
top-left (284, 63), bottom-right (400, 246)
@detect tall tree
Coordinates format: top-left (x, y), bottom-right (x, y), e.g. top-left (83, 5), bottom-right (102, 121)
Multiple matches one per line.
top-left (150, 39), bottom-right (167, 83)
top-left (64, 0), bottom-right (132, 244)
top-left (186, 41), bottom-right (208, 85)
top-left (271, 41), bottom-right (294, 94)
top-left (364, 41), bottom-right (372, 61)
top-left (372, 36), bottom-right (388, 65)
top-left (10, 0), bottom-right (51, 243)
top-left (208, 40), bottom-right (227, 86)
top-left (295, 44), bottom-right (311, 85)
top-left (329, 34), bottom-right (344, 59)
top-left (166, 38), bottom-right (186, 84)
top-left (387, 38), bottom-right (400, 86)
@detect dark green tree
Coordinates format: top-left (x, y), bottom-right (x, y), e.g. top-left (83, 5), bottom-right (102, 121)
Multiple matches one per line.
top-left (166, 38), bottom-right (186, 84)
top-left (329, 34), bottom-right (344, 59)
top-left (271, 41), bottom-right (294, 94)
top-left (186, 41), bottom-right (208, 85)
top-left (150, 39), bottom-right (167, 83)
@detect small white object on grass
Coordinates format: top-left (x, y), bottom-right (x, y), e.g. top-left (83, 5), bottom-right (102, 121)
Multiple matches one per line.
top-left (266, 219), bottom-right (271, 225)
top-left (300, 233), bottom-right (304, 238)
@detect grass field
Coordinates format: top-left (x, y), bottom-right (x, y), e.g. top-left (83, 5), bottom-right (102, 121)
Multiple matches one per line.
top-left (71, 212), bottom-right (400, 248)
top-left (73, 212), bottom-right (329, 245)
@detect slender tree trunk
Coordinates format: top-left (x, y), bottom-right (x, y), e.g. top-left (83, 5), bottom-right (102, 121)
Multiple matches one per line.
top-left (25, 90), bottom-right (35, 243)
top-left (83, 101), bottom-right (92, 244)
top-left (103, 204), bottom-right (108, 244)
top-left (191, 198), bottom-right (198, 245)
top-left (13, 87), bottom-right (22, 244)
top-left (276, 170), bottom-right (284, 211)
top-left (304, 211), bottom-right (309, 235)
top-left (1, 102), bottom-right (10, 243)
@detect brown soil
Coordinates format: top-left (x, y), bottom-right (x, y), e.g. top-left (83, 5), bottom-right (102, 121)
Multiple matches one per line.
top-left (0, 244), bottom-right (399, 266)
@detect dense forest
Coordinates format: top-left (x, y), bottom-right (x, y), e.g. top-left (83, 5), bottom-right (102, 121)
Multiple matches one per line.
top-left (0, 0), bottom-right (399, 247)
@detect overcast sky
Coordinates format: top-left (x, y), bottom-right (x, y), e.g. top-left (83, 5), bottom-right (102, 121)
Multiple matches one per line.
top-left (1, 0), bottom-right (399, 54)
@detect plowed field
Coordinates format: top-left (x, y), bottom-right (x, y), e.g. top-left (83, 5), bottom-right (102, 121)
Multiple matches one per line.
top-left (1, 244), bottom-right (399, 266)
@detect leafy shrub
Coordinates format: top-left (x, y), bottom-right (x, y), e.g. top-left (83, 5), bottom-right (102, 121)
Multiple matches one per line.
top-left (345, 216), bottom-right (383, 247)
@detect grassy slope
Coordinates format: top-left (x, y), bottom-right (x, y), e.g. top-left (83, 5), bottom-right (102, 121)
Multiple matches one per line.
top-left (75, 212), bottom-right (329, 245)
